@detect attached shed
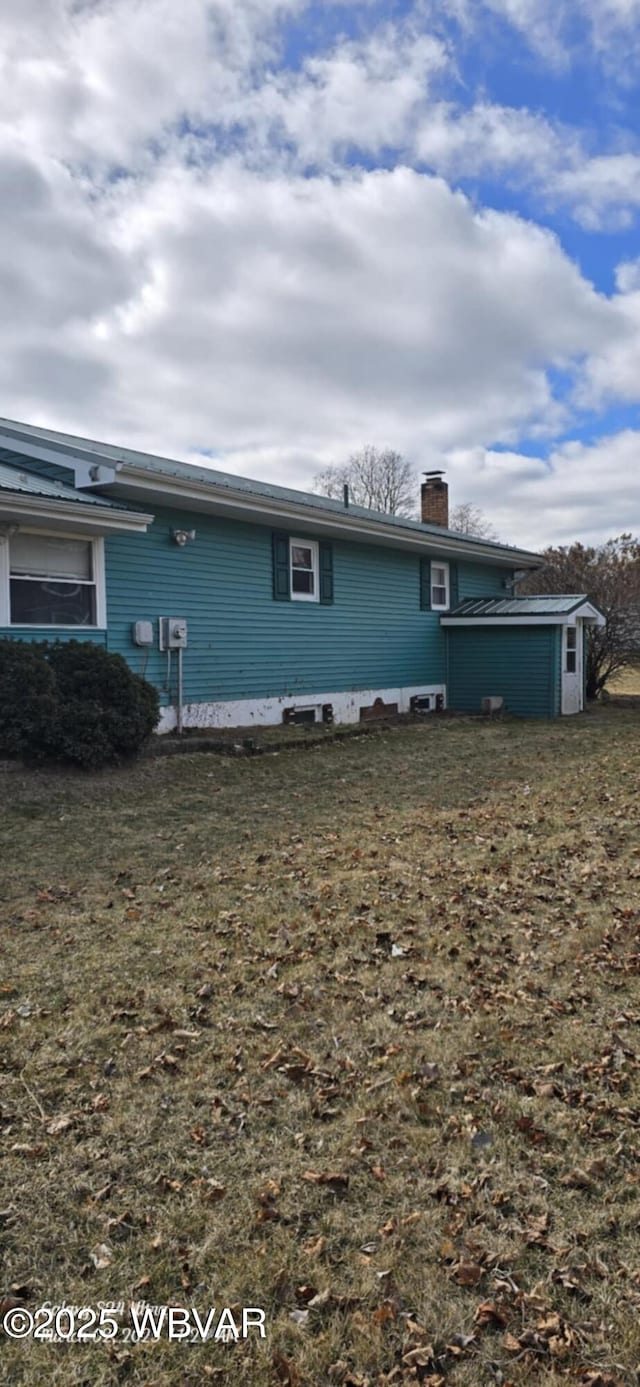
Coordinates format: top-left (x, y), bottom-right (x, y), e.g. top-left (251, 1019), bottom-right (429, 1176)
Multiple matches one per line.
top-left (441, 595), bottom-right (605, 717)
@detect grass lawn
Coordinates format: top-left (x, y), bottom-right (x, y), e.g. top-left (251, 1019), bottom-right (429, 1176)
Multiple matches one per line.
top-left (2, 708), bottom-right (640, 1387)
top-left (609, 664), bottom-right (640, 696)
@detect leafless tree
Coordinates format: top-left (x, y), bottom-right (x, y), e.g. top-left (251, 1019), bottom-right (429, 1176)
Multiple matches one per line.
top-left (449, 502), bottom-right (498, 541)
top-left (315, 446), bottom-right (416, 517)
top-left (519, 534), bottom-right (640, 698)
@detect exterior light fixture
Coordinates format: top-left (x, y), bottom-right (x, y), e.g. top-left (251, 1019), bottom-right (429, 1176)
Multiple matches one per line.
top-left (170, 528), bottom-right (196, 546)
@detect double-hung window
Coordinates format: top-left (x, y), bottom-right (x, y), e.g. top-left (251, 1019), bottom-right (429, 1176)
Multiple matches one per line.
top-left (290, 538), bottom-right (319, 602)
top-left (8, 533), bottom-right (102, 626)
top-left (430, 561), bottom-right (450, 610)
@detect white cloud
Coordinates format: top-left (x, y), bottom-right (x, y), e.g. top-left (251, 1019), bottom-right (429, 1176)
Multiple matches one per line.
top-left (479, 0), bottom-right (640, 67)
top-left (445, 431), bottom-right (640, 549)
top-left (245, 23), bottom-right (449, 165)
top-left (0, 0), bottom-right (305, 168)
top-left (0, 156), bottom-right (621, 467)
top-left (0, 0), bottom-right (640, 548)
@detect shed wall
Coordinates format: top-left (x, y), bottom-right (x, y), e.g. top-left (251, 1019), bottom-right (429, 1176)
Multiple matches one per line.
top-left (447, 624), bottom-right (560, 717)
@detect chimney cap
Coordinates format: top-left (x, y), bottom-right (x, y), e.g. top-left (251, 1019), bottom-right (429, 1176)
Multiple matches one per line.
top-left (423, 469), bottom-right (445, 478)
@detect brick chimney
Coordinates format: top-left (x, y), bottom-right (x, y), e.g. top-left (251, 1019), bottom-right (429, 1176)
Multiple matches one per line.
top-left (421, 471), bottom-right (448, 527)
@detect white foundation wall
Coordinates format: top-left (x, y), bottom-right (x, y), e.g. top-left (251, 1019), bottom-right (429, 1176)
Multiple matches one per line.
top-left (157, 684), bottom-right (447, 733)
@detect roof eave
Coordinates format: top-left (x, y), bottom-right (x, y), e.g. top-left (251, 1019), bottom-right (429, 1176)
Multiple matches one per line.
top-left (0, 491), bottom-right (153, 534)
top-left (111, 466), bottom-right (541, 566)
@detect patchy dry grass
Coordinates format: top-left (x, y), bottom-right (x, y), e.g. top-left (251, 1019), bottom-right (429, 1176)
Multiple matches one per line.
top-left (609, 663), bottom-right (640, 696)
top-left (2, 709), bottom-right (640, 1387)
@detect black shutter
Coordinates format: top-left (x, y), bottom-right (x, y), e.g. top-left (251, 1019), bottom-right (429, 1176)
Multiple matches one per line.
top-left (420, 557), bottom-right (432, 610)
top-left (319, 542), bottom-right (334, 604)
top-left (449, 560), bottom-right (459, 610)
top-left (272, 531), bottom-right (290, 600)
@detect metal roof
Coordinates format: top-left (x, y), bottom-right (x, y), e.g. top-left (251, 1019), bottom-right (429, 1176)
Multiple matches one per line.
top-left (0, 417), bottom-right (541, 564)
top-left (0, 461), bottom-right (124, 509)
top-left (447, 595), bottom-right (594, 618)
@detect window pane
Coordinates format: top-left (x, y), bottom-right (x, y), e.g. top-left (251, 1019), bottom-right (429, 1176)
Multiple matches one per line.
top-left (566, 651), bottom-right (577, 673)
top-left (292, 569), bottom-right (314, 594)
top-left (432, 585), bottom-right (447, 605)
top-left (432, 566), bottom-right (446, 585)
top-left (10, 578), bottom-right (96, 626)
top-left (291, 545), bottom-right (313, 570)
top-left (10, 534), bottom-right (92, 580)
top-left (566, 627), bottom-right (577, 649)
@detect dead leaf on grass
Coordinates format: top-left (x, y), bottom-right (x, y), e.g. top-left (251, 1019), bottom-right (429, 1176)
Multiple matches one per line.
top-left (302, 1170), bottom-right (350, 1193)
top-left (273, 1352), bottom-right (300, 1386)
top-left (453, 1260), bottom-right (483, 1287)
top-left (474, 1300), bottom-right (508, 1329)
top-left (89, 1242), bottom-right (113, 1270)
top-left (46, 1113), bottom-right (75, 1136)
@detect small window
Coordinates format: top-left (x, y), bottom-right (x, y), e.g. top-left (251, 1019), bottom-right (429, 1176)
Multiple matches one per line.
top-left (430, 561), bottom-right (450, 610)
top-left (290, 538), bottom-right (319, 602)
top-left (566, 626), bottom-right (577, 674)
top-left (9, 533), bottom-right (98, 626)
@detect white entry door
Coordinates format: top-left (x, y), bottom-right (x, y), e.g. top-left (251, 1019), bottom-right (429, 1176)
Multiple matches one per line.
top-left (561, 622), bottom-right (583, 714)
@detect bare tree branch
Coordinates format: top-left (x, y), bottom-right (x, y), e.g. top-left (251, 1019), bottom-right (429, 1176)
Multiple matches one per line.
top-left (519, 534), bottom-right (640, 698)
top-left (314, 446), bottom-right (417, 517)
top-left (449, 502), bottom-right (499, 541)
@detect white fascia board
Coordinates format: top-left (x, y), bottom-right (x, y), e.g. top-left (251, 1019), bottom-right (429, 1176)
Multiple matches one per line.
top-left (113, 467), bottom-right (540, 567)
top-left (0, 493), bottom-right (153, 534)
top-left (441, 607), bottom-right (605, 627)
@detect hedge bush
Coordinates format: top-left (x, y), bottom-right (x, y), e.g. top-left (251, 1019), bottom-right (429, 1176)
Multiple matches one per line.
top-left (0, 638), bottom-right (159, 768)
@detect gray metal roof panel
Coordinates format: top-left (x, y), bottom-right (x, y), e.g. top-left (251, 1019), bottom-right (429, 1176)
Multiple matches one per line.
top-left (448, 595), bottom-right (590, 617)
top-left (0, 461), bottom-right (125, 508)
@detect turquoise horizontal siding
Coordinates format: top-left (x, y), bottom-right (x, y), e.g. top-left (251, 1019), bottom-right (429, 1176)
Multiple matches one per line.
top-left (104, 507), bottom-right (452, 704)
top-left (1, 499), bottom-right (520, 708)
top-left (457, 561), bottom-right (512, 599)
top-left (447, 625), bottom-right (559, 718)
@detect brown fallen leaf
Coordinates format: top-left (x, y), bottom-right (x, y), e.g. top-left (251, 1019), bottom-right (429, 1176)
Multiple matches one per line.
top-left (474, 1300), bottom-right (508, 1329)
top-left (302, 1234), bottom-right (326, 1256)
top-left (302, 1171), bottom-right (350, 1193)
top-left (46, 1113), bottom-right (75, 1136)
top-left (273, 1353), bottom-right (300, 1386)
top-left (453, 1261), bottom-right (483, 1287)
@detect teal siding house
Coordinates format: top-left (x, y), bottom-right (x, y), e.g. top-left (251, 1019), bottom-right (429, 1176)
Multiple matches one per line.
top-left (0, 418), bottom-right (603, 729)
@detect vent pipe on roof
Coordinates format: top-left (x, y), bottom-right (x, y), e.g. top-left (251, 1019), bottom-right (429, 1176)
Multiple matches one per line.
top-left (343, 483), bottom-right (349, 508)
top-left (421, 471), bottom-right (448, 528)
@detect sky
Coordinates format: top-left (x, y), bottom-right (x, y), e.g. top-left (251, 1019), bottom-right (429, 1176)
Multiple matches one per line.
top-left (2, 1), bottom-right (640, 548)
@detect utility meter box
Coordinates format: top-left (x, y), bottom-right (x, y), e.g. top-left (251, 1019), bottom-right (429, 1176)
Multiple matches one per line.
top-left (132, 620), bottom-right (154, 647)
top-left (159, 617), bottom-right (188, 650)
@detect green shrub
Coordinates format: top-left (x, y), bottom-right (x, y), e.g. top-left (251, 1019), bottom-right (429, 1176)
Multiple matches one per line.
top-left (0, 638), bottom-right (159, 769)
top-left (0, 639), bottom-right (59, 762)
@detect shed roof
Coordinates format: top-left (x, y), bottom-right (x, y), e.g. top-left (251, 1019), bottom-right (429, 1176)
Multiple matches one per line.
top-left (448, 595), bottom-right (593, 618)
top-left (442, 594), bottom-right (606, 626)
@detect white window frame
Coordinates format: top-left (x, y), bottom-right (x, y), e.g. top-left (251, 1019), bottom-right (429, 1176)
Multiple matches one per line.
top-left (290, 537), bottom-right (319, 603)
top-left (0, 529), bottom-right (106, 629)
top-left (430, 560), bottom-right (450, 611)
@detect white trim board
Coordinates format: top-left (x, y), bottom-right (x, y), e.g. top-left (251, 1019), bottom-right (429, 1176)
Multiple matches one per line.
top-left (157, 683), bottom-right (446, 734)
top-left (0, 491), bottom-right (152, 534)
top-left (441, 608), bottom-right (605, 628)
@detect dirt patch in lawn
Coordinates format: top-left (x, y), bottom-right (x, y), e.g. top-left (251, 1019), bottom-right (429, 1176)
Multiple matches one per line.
top-left (2, 707), bottom-right (640, 1386)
